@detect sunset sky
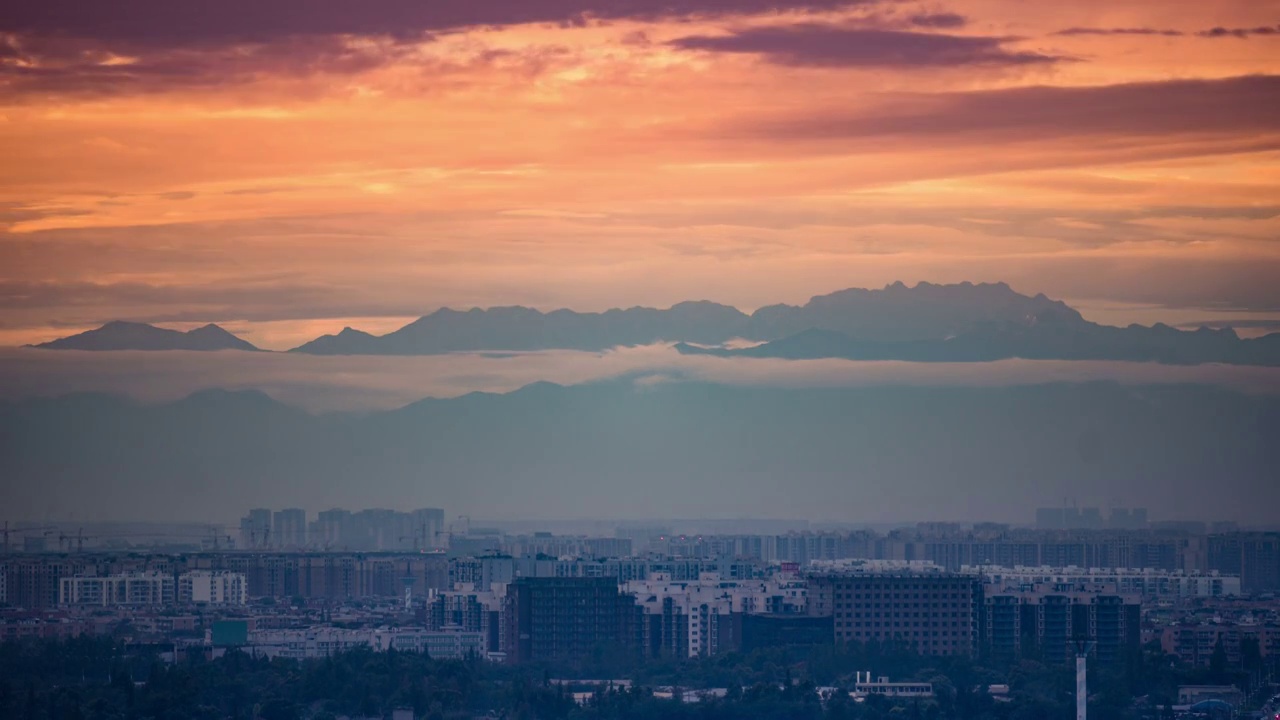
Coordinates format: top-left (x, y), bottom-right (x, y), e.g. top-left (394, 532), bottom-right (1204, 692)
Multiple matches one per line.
top-left (2, 0), bottom-right (1278, 349)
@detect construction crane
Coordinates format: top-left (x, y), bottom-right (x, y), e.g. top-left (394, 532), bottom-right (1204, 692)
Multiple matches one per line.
top-left (1, 522), bottom-right (58, 553)
top-left (206, 525), bottom-right (234, 551)
top-left (75, 526), bottom-right (238, 552)
top-left (399, 523), bottom-right (437, 552)
top-left (1, 520), bottom-right (60, 548)
top-left (58, 527), bottom-right (97, 553)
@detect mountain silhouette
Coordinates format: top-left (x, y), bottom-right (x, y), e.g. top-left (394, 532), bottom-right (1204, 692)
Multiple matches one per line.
top-left (1, 378), bottom-right (1276, 522)
top-left (289, 282), bottom-right (1080, 355)
top-left (27, 282), bottom-right (1279, 365)
top-left (32, 321), bottom-right (259, 351)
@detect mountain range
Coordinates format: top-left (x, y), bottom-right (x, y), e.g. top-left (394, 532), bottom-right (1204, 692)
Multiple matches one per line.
top-left (289, 281), bottom-right (1079, 354)
top-left (31, 321), bottom-right (259, 352)
top-left (24, 281), bottom-right (1280, 365)
top-left (1, 378), bottom-right (1275, 522)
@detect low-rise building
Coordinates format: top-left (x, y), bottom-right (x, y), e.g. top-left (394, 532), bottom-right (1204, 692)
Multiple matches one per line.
top-left (372, 627), bottom-right (485, 659)
top-left (970, 566), bottom-right (1240, 599)
top-left (1161, 622), bottom-right (1280, 666)
top-left (851, 672), bottom-right (935, 699)
top-left (1178, 685), bottom-right (1245, 707)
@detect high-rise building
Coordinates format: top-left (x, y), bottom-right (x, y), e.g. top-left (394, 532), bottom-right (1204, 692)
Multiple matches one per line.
top-left (240, 508), bottom-right (272, 549)
top-left (504, 577), bottom-right (642, 663)
top-left (272, 508), bottom-right (307, 549)
top-left (806, 569), bottom-right (979, 656)
top-left (980, 589), bottom-right (1140, 664)
top-left (297, 507), bottom-right (445, 551)
top-left (1209, 533), bottom-right (1280, 594)
top-left (411, 508), bottom-right (446, 550)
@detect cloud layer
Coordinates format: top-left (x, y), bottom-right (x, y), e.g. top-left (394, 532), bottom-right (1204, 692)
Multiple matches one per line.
top-left (0, 345), bottom-right (1277, 412)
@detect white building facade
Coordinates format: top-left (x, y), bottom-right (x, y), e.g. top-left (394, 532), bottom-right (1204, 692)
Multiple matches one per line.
top-left (59, 573), bottom-right (175, 606)
top-left (178, 571), bottom-right (247, 605)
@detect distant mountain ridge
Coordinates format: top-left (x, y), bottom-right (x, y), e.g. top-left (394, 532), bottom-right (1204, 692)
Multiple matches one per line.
top-left (27, 282), bottom-right (1280, 365)
top-left (31, 321), bottom-right (259, 352)
top-left (290, 281), bottom-right (1083, 355)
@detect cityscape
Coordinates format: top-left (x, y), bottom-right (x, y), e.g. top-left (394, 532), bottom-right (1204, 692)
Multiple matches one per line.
top-left (2, 0), bottom-right (1279, 717)
top-left (3, 506), bottom-right (1280, 717)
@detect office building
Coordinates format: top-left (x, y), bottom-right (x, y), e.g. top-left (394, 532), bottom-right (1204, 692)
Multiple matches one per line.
top-left (806, 568), bottom-right (979, 656)
top-left (504, 577), bottom-right (641, 663)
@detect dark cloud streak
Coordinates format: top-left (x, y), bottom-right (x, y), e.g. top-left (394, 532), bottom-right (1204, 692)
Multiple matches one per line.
top-left (907, 13), bottom-right (967, 29)
top-left (669, 24), bottom-right (1060, 67)
top-left (739, 74), bottom-right (1280, 142)
top-left (0, 0), bottom-right (874, 47)
top-left (1197, 25), bottom-right (1279, 38)
top-left (1053, 27), bottom-right (1184, 37)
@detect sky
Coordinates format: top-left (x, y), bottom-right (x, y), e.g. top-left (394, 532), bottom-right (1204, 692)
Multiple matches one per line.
top-left (2, 0), bottom-right (1280, 350)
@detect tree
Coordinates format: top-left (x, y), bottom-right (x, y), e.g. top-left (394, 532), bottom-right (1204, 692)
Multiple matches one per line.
top-left (1209, 638), bottom-right (1228, 680)
top-left (1241, 637), bottom-right (1263, 674)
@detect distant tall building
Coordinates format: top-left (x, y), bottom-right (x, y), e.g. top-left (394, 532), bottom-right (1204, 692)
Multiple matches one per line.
top-left (1036, 509), bottom-right (1065, 530)
top-left (240, 508), bottom-right (272, 549)
top-left (1108, 508), bottom-right (1150, 530)
top-left (273, 508), bottom-right (307, 549)
top-left (410, 508), bottom-right (446, 550)
top-left (1079, 507), bottom-right (1103, 530)
top-left (301, 507), bottom-right (445, 551)
top-left (310, 508), bottom-right (350, 550)
top-left (806, 570), bottom-right (979, 657)
top-left (1209, 533), bottom-right (1280, 594)
top-left (504, 577), bottom-right (641, 663)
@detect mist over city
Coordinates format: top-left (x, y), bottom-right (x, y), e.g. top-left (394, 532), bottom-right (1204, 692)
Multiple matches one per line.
top-left (0, 0), bottom-right (1278, 718)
